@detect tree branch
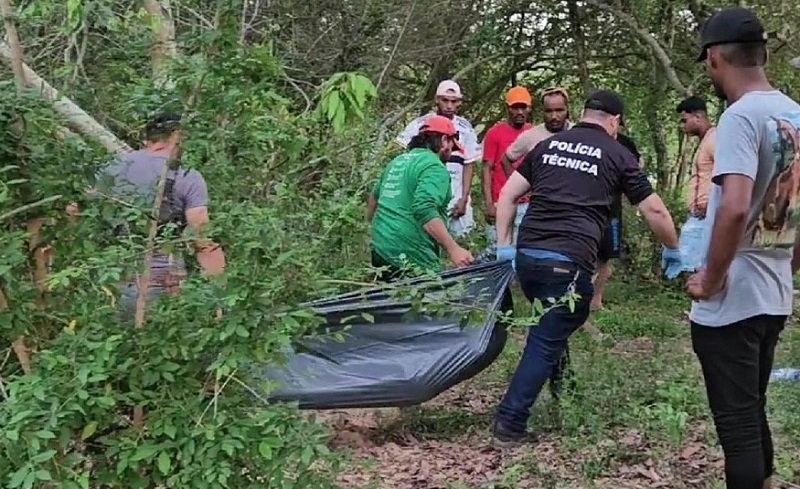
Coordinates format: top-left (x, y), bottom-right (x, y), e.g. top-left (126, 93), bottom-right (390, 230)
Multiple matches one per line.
top-left (583, 0), bottom-right (690, 95)
top-left (0, 41), bottom-right (131, 154)
top-left (0, 0), bottom-right (24, 91)
top-left (376, 0), bottom-right (416, 90)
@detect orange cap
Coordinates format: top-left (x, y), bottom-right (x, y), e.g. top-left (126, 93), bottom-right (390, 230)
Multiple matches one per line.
top-left (419, 115), bottom-right (465, 152)
top-left (506, 86), bottom-right (532, 106)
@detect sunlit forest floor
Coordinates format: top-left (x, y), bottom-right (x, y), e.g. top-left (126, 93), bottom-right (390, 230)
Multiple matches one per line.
top-left (314, 280), bottom-right (800, 489)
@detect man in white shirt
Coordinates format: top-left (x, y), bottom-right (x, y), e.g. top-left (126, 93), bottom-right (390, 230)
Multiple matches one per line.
top-left (396, 80), bottom-right (481, 237)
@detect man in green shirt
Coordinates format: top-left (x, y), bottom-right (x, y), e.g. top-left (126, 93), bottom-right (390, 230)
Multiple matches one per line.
top-left (368, 115), bottom-right (474, 280)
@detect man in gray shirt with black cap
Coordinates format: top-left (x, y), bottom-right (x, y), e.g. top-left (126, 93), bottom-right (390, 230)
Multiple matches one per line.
top-left (689, 7), bottom-right (800, 489)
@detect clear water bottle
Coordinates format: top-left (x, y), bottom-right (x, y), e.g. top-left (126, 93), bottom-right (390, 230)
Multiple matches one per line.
top-left (679, 216), bottom-right (709, 272)
top-left (769, 368), bottom-right (800, 383)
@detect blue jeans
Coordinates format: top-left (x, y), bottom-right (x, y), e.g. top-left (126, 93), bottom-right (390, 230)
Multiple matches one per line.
top-left (495, 253), bottom-right (594, 434)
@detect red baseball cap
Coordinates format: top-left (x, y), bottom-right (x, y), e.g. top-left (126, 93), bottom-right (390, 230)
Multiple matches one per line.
top-left (419, 115), bottom-right (465, 152)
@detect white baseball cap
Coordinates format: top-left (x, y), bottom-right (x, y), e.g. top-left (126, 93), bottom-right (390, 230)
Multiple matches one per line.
top-left (435, 80), bottom-right (463, 99)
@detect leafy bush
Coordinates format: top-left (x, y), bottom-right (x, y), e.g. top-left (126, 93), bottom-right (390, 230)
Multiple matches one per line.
top-left (0, 41), bottom-right (381, 487)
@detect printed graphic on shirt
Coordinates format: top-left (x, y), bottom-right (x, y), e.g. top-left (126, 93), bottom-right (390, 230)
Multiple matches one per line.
top-left (754, 111), bottom-right (800, 248)
top-left (540, 139), bottom-right (601, 176)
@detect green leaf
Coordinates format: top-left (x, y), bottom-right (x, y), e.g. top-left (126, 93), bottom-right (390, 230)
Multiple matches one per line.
top-left (81, 421), bottom-right (98, 440)
top-left (325, 92), bottom-right (341, 121)
top-left (332, 107), bottom-right (346, 134)
top-left (34, 430), bottom-right (56, 439)
top-left (31, 450), bottom-right (57, 464)
top-left (8, 466), bottom-right (29, 488)
top-left (34, 470), bottom-right (52, 482)
top-left (258, 441), bottom-right (273, 460)
top-left (131, 444), bottom-right (159, 461)
top-left (157, 451), bottom-right (171, 475)
top-left (65, 0), bottom-right (82, 32)
top-left (163, 424), bottom-right (177, 439)
top-left (300, 445), bottom-right (314, 465)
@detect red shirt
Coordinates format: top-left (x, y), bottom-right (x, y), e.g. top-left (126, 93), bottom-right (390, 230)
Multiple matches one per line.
top-left (482, 121), bottom-right (532, 203)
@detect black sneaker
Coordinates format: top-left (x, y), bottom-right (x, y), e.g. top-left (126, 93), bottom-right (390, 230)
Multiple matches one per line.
top-left (491, 421), bottom-right (536, 449)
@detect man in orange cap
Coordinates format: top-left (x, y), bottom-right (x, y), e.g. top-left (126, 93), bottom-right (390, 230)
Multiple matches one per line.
top-left (500, 87), bottom-right (574, 176)
top-left (482, 86), bottom-right (533, 245)
top-left (369, 115), bottom-right (474, 280)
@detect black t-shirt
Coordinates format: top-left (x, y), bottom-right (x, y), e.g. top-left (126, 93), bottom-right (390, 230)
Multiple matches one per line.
top-left (516, 122), bottom-right (653, 272)
top-left (609, 133), bottom-right (642, 220)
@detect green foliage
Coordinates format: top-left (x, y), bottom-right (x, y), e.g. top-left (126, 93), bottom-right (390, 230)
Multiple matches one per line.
top-left (0, 39), bottom-right (364, 489)
top-left (317, 73), bottom-right (378, 134)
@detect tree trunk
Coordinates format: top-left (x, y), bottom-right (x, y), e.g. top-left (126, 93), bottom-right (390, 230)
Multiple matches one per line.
top-left (0, 0), bottom-right (25, 90)
top-left (143, 0), bottom-right (177, 88)
top-left (567, 0), bottom-right (592, 96)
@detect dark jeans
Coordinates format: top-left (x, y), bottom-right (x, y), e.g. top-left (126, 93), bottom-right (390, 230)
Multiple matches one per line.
top-left (691, 314), bottom-right (787, 489)
top-left (495, 253), bottom-right (593, 434)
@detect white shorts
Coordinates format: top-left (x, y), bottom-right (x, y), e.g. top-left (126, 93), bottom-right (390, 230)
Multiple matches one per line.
top-left (448, 197), bottom-right (476, 238)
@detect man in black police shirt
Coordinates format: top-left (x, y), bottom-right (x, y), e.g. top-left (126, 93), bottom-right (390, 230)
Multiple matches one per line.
top-left (492, 89), bottom-right (681, 447)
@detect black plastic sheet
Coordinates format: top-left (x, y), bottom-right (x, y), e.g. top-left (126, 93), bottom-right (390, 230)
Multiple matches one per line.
top-left (262, 260), bottom-right (515, 409)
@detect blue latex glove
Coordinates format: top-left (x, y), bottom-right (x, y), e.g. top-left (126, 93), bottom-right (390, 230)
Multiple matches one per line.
top-left (661, 246), bottom-right (682, 279)
top-left (497, 245), bottom-right (516, 271)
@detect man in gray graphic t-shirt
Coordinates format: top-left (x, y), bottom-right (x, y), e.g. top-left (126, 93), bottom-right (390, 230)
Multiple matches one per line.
top-left (687, 7), bottom-right (800, 489)
top-left (94, 113), bottom-right (227, 318)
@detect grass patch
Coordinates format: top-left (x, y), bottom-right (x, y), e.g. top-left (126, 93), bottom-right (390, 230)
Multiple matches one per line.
top-left (333, 278), bottom-right (800, 488)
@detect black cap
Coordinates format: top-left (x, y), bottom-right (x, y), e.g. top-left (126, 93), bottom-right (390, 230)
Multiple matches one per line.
top-left (697, 7), bottom-right (767, 62)
top-left (584, 89), bottom-right (626, 125)
top-left (676, 96), bottom-right (707, 113)
top-left (144, 112), bottom-right (181, 138)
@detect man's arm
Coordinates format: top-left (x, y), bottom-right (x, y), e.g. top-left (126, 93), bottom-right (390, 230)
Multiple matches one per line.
top-left (496, 172), bottom-right (531, 246)
top-left (461, 164), bottom-right (474, 203)
top-left (185, 207), bottom-right (226, 277)
top-left (502, 128), bottom-right (535, 176)
top-left (481, 128), bottom-right (498, 212)
top-left (694, 129), bottom-right (717, 215)
top-left (366, 192), bottom-right (378, 222)
top-left (182, 174), bottom-right (225, 277)
top-left (619, 154), bottom-right (679, 249)
top-left (705, 174), bottom-right (751, 280)
top-left (500, 154), bottom-right (516, 178)
top-left (459, 125), bottom-right (481, 202)
top-left (497, 148), bottom-right (537, 246)
top-left (791, 235), bottom-right (800, 274)
top-left (703, 115), bottom-right (757, 286)
top-left (368, 168), bottom-right (386, 223)
top-left (367, 192), bottom-right (378, 223)
top-left (411, 164), bottom-right (463, 254)
top-left (637, 195), bottom-right (679, 249)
